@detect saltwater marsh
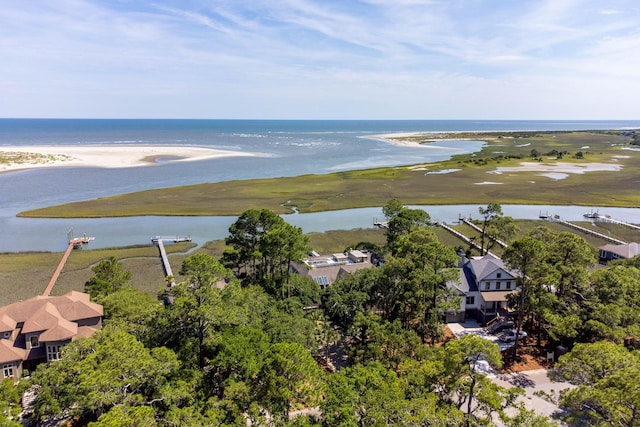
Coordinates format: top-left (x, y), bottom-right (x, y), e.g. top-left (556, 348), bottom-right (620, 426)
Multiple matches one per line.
top-left (19, 130), bottom-right (640, 218)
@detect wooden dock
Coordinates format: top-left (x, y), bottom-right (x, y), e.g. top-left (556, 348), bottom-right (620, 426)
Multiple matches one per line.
top-left (556, 219), bottom-right (626, 245)
top-left (152, 236), bottom-right (191, 286)
top-left (43, 232), bottom-right (95, 296)
top-left (590, 214), bottom-right (640, 231)
top-left (436, 221), bottom-right (498, 258)
top-left (458, 216), bottom-right (508, 248)
top-left (43, 242), bottom-right (75, 296)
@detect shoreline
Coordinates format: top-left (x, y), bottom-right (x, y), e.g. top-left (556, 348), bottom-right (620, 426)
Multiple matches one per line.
top-left (365, 131), bottom-right (499, 147)
top-left (0, 144), bottom-right (258, 173)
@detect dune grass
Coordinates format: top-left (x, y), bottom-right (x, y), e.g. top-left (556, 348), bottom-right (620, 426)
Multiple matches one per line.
top-left (17, 130), bottom-right (640, 218)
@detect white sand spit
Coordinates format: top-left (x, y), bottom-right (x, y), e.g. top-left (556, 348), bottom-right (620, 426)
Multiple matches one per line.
top-left (0, 145), bottom-right (257, 173)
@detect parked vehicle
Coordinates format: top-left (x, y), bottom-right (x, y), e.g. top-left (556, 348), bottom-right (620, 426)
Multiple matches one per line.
top-left (498, 329), bottom-right (527, 342)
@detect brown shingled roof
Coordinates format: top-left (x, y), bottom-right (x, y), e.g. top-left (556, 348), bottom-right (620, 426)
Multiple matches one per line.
top-left (0, 314), bottom-right (17, 333)
top-left (0, 291), bottom-right (103, 325)
top-left (0, 340), bottom-right (26, 364)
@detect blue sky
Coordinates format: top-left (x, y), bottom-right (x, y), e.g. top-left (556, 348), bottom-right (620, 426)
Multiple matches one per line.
top-left (1, 0), bottom-right (639, 119)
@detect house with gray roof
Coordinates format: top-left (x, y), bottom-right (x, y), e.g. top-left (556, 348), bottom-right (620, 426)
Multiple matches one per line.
top-left (598, 242), bottom-right (640, 264)
top-left (290, 249), bottom-right (375, 287)
top-left (447, 254), bottom-right (517, 324)
top-left (0, 291), bottom-right (102, 379)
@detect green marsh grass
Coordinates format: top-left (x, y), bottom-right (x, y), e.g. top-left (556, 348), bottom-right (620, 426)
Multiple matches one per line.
top-left (18, 131), bottom-right (640, 218)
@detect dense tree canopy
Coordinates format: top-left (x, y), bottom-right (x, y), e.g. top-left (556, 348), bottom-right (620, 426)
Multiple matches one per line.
top-left (13, 201), bottom-right (640, 426)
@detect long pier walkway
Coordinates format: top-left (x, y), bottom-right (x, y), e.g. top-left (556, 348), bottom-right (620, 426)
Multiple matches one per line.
top-left (152, 236), bottom-right (191, 287)
top-left (459, 216), bottom-right (508, 248)
top-left (43, 242), bottom-right (74, 296)
top-left (436, 221), bottom-right (498, 258)
top-left (593, 214), bottom-right (640, 231)
top-left (556, 219), bottom-right (626, 245)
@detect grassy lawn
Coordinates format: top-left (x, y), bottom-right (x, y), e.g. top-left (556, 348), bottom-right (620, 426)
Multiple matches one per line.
top-left (17, 130), bottom-right (640, 218)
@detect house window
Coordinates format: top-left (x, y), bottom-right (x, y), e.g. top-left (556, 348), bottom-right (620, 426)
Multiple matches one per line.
top-left (2, 364), bottom-right (13, 378)
top-left (506, 281), bottom-right (512, 289)
top-left (47, 345), bottom-right (62, 361)
top-left (496, 282), bottom-right (501, 290)
top-left (484, 281), bottom-right (490, 290)
top-left (312, 276), bottom-right (329, 287)
top-left (466, 296), bottom-right (475, 305)
top-left (29, 335), bottom-right (39, 349)
top-left (496, 273), bottom-right (502, 278)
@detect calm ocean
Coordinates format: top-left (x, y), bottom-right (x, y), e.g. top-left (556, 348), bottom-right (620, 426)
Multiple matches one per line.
top-left (1, 119), bottom-right (640, 252)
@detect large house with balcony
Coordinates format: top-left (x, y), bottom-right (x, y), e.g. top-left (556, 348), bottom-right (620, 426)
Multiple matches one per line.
top-left (290, 249), bottom-right (375, 288)
top-left (0, 291), bottom-right (103, 379)
top-left (447, 254), bottom-right (518, 324)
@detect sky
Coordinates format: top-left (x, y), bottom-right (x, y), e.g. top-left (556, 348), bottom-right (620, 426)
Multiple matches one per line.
top-left (1, 0), bottom-right (639, 120)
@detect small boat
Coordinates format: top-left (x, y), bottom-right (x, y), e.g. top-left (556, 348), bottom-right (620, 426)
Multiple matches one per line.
top-left (584, 209), bottom-right (599, 219)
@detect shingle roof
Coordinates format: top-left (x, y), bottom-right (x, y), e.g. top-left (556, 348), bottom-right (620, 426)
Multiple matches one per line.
top-left (447, 269), bottom-right (470, 295)
top-left (0, 291), bottom-right (103, 326)
top-left (469, 254), bottom-right (513, 281)
top-left (0, 291), bottom-right (102, 366)
top-left (0, 340), bottom-right (26, 364)
top-left (0, 314), bottom-right (17, 333)
top-left (599, 242), bottom-right (640, 259)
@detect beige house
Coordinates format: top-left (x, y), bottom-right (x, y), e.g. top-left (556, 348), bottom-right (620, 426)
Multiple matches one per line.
top-left (0, 291), bottom-right (103, 379)
top-left (290, 249), bottom-right (374, 288)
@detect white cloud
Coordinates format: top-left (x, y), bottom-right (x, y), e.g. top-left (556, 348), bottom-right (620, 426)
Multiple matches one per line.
top-left (0, 0), bottom-right (638, 118)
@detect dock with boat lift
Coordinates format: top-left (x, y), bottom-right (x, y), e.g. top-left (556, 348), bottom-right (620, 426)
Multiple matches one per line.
top-left (584, 211), bottom-right (640, 232)
top-left (43, 230), bottom-right (95, 296)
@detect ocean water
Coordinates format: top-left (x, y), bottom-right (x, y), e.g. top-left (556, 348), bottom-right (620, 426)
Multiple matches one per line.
top-left (1, 119), bottom-right (639, 252)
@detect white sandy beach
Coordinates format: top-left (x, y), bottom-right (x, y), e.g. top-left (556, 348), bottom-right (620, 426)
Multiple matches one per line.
top-left (365, 131), bottom-right (497, 148)
top-left (0, 145), bottom-right (257, 173)
top-left (364, 132), bottom-right (448, 147)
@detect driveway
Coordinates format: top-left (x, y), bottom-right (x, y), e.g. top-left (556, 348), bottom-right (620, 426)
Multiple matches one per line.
top-left (492, 368), bottom-right (575, 421)
top-left (447, 321), bottom-right (574, 423)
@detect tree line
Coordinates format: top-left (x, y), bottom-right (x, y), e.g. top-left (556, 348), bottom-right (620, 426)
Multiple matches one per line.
top-left (1, 202), bottom-right (639, 426)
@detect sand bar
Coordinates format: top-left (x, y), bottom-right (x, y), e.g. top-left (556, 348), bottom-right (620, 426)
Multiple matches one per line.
top-left (0, 145), bottom-right (258, 173)
top-left (365, 131), bottom-right (495, 148)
